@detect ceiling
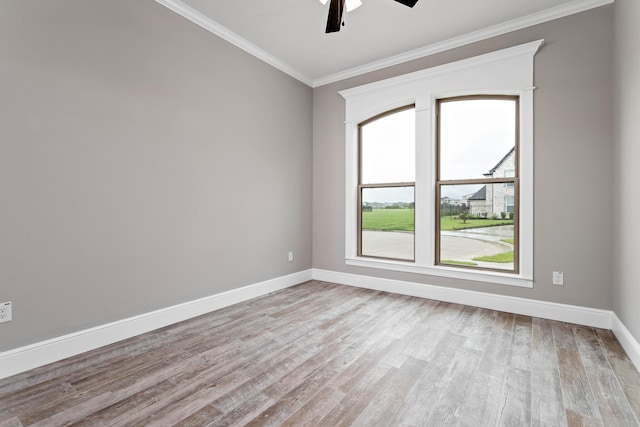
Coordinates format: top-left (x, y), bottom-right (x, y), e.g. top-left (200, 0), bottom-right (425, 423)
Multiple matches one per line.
top-left (156, 0), bottom-right (611, 86)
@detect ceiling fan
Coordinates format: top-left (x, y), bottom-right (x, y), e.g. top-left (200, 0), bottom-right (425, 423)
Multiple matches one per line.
top-left (321, 0), bottom-right (419, 33)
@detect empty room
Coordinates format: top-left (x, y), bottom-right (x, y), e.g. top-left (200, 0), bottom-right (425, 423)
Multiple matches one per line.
top-left (1, 0), bottom-right (639, 425)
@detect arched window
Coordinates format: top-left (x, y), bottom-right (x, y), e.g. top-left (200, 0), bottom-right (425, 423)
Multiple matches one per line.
top-left (358, 106), bottom-right (415, 261)
top-left (341, 40), bottom-right (541, 288)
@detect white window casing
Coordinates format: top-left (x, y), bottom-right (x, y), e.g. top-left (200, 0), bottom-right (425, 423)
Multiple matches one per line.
top-left (340, 40), bottom-right (543, 288)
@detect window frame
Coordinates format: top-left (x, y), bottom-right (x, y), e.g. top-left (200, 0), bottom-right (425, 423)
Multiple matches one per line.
top-left (340, 40), bottom-right (543, 288)
top-left (506, 195), bottom-right (515, 213)
top-left (357, 105), bottom-right (416, 262)
top-left (435, 95), bottom-right (520, 273)
top-left (357, 184), bottom-right (416, 261)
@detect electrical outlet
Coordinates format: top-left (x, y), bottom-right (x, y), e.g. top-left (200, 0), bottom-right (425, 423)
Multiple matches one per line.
top-left (288, 251), bottom-right (294, 262)
top-left (553, 271), bottom-right (564, 286)
top-left (0, 302), bottom-right (11, 323)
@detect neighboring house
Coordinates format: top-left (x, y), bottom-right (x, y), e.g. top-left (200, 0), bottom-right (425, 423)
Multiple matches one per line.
top-left (467, 185), bottom-right (488, 217)
top-left (467, 147), bottom-right (516, 217)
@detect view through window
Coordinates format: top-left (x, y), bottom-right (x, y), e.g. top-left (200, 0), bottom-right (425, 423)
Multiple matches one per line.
top-left (436, 96), bottom-right (519, 272)
top-left (343, 40), bottom-right (541, 286)
top-left (358, 106), bottom-right (415, 261)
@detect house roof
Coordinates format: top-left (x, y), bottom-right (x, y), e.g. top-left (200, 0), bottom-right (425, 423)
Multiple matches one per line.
top-left (468, 185), bottom-right (487, 200)
top-left (483, 147), bottom-right (515, 177)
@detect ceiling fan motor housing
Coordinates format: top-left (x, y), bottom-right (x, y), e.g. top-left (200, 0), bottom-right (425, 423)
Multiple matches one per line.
top-left (325, 0), bottom-right (419, 33)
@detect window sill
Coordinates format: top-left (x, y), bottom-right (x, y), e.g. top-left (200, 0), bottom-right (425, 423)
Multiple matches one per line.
top-left (345, 257), bottom-right (533, 288)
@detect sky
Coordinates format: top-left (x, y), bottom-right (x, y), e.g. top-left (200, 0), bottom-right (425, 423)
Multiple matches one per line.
top-left (361, 99), bottom-right (515, 204)
top-left (439, 99), bottom-right (515, 181)
top-left (361, 107), bottom-right (415, 185)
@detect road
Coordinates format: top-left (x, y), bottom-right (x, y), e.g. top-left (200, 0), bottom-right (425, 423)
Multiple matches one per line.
top-left (361, 225), bottom-right (514, 269)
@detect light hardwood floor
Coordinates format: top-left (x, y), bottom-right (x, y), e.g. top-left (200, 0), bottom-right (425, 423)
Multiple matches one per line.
top-left (1, 281), bottom-right (639, 426)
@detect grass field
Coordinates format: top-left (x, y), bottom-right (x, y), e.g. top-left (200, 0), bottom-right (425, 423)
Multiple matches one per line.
top-left (440, 217), bottom-right (514, 231)
top-left (441, 260), bottom-right (478, 266)
top-left (361, 209), bottom-right (414, 231)
top-left (362, 209), bottom-right (515, 232)
top-left (473, 251), bottom-right (514, 263)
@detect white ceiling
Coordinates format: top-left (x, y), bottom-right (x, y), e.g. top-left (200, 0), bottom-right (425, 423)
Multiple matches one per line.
top-left (156, 0), bottom-right (611, 86)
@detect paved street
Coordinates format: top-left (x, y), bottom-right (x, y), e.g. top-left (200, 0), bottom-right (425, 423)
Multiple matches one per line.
top-left (361, 225), bottom-right (514, 269)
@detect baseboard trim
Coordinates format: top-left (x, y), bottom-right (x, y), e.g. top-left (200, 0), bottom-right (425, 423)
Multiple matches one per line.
top-left (312, 269), bottom-right (612, 329)
top-left (0, 269), bottom-right (312, 380)
top-left (611, 313), bottom-right (640, 373)
top-left (4, 269), bottom-right (636, 380)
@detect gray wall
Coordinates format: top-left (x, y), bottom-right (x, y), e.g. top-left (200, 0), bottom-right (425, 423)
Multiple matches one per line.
top-left (313, 6), bottom-right (614, 309)
top-left (0, 0), bottom-right (624, 354)
top-left (613, 0), bottom-right (640, 342)
top-left (0, 0), bottom-right (313, 351)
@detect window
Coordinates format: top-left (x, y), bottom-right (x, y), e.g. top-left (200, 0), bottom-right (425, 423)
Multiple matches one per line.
top-left (505, 170), bottom-right (515, 187)
top-left (341, 40), bottom-right (542, 288)
top-left (436, 96), bottom-right (518, 273)
top-left (506, 196), bottom-right (515, 214)
top-left (359, 106), bottom-right (415, 261)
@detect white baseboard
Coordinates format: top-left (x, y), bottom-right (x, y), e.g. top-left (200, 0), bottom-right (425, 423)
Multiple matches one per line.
top-left (4, 268), bottom-right (637, 381)
top-left (0, 269), bottom-right (312, 380)
top-left (312, 268), bottom-right (612, 329)
top-left (611, 313), bottom-right (640, 373)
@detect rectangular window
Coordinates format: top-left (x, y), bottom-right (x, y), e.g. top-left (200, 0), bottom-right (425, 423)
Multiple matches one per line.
top-left (505, 170), bottom-right (515, 187)
top-left (506, 195), bottom-right (515, 213)
top-left (436, 96), bottom-right (518, 273)
top-left (358, 106), bottom-right (415, 261)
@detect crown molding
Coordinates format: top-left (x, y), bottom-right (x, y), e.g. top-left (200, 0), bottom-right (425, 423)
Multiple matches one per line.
top-left (313, 0), bottom-right (613, 87)
top-left (153, 0), bottom-right (314, 87)
top-left (154, 0), bottom-right (612, 89)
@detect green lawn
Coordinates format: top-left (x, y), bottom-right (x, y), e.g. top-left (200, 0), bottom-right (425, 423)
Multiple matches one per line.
top-left (473, 251), bottom-right (514, 263)
top-left (362, 209), bottom-right (515, 232)
top-left (361, 209), bottom-right (414, 231)
top-left (471, 238), bottom-right (515, 263)
top-left (441, 260), bottom-right (478, 266)
top-left (440, 217), bottom-right (514, 231)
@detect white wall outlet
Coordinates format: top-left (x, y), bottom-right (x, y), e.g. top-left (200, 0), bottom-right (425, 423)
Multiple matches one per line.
top-left (0, 302), bottom-right (12, 323)
top-left (553, 271), bottom-right (564, 286)
top-left (288, 251), bottom-right (294, 262)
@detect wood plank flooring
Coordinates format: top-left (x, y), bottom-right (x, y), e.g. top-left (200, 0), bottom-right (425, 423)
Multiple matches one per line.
top-left (1, 280), bottom-right (639, 426)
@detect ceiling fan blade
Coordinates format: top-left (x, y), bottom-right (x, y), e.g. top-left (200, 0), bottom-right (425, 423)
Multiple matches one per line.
top-left (325, 0), bottom-right (345, 33)
top-left (394, 0), bottom-right (419, 7)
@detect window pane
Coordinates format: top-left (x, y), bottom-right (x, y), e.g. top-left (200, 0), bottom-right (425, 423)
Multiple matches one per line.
top-left (439, 99), bottom-right (516, 181)
top-left (439, 183), bottom-right (515, 271)
top-left (506, 195), bottom-right (515, 213)
top-left (361, 186), bottom-right (414, 260)
top-left (361, 108), bottom-right (415, 184)
top-left (505, 170), bottom-right (515, 187)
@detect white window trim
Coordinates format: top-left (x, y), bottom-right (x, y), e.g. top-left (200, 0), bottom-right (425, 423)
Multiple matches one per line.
top-left (340, 40), bottom-right (543, 289)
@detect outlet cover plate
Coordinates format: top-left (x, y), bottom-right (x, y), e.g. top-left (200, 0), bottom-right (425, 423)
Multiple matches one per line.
top-left (553, 271), bottom-right (564, 286)
top-left (0, 301), bottom-right (11, 323)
